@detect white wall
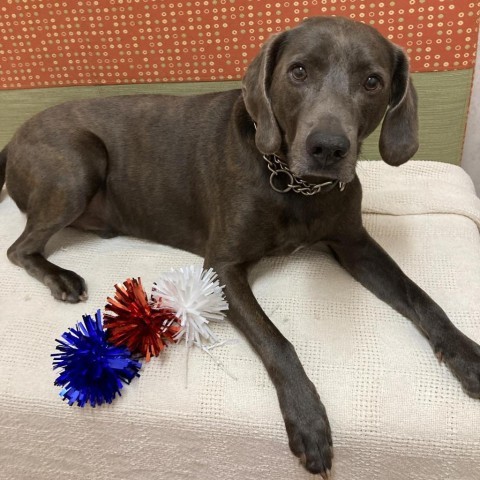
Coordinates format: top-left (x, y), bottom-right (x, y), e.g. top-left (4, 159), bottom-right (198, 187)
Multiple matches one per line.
top-left (462, 28), bottom-right (480, 195)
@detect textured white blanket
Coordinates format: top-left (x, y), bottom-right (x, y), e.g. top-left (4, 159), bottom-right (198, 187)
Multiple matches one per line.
top-left (1, 161), bottom-right (479, 480)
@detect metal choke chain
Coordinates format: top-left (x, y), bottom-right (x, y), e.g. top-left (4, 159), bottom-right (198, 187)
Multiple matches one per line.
top-left (263, 153), bottom-right (346, 196)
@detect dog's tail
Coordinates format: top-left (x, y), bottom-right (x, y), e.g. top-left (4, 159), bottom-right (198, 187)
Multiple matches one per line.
top-left (0, 145), bottom-right (7, 194)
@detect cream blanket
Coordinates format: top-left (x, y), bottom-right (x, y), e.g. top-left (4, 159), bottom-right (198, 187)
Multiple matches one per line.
top-left (1, 161), bottom-right (479, 480)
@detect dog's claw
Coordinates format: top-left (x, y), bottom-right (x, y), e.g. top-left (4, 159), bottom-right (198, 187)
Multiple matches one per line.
top-left (300, 452), bottom-right (330, 479)
top-left (44, 270), bottom-right (87, 303)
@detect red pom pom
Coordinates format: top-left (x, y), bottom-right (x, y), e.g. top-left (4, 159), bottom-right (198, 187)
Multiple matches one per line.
top-left (104, 278), bottom-right (180, 362)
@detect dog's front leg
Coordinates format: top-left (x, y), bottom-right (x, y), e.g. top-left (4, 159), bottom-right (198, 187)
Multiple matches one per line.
top-left (327, 228), bottom-right (480, 398)
top-left (206, 259), bottom-right (333, 477)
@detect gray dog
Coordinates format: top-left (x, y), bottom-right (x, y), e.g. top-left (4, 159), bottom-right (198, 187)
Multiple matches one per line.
top-left (1, 17), bottom-right (479, 477)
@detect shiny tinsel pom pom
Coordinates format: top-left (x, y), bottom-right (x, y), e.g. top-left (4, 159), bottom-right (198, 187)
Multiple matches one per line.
top-left (151, 266), bottom-right (229, 348)
top-left (52, 310), bottom-right (141, 407)
top-left (104, 277), bottom-right (180, 361)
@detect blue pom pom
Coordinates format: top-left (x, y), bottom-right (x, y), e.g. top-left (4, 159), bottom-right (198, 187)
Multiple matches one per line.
top-left (52, 310), bottom-right (142, 407)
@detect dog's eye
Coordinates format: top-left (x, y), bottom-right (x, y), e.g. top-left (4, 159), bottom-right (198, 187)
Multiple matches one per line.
top-left (364, 75), bottom-right (382, 91)
top-left (290, 65), bottom-right (307, 82)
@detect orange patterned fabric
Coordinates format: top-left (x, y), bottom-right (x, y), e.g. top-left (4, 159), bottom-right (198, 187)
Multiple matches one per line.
top-left (0, 0), bottom-right (479, 90)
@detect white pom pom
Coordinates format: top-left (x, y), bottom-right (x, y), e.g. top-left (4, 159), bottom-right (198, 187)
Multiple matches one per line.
top-left (152, 266), bottom-right (228, 348)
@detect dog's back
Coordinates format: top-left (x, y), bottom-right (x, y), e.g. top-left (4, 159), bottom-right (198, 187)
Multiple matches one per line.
top-left (3, 89), bottom-right (245, 251)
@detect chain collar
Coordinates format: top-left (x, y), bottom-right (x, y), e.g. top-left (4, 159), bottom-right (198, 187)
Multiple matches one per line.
top-left (262, 153), bottom-right (346, 196)
top-left (252, 122), bottom-right (346, 196)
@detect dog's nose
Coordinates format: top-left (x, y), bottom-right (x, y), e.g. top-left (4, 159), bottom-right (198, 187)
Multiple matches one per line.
top-left (306, 131), bottom-right (350, 164)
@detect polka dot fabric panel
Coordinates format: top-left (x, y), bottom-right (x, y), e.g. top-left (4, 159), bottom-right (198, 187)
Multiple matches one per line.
top-left (0, 0), bottom-right (479, 89)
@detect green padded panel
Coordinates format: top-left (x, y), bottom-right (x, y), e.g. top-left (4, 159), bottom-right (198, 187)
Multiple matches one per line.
top-left (0, 70), bottom-right (472, 165)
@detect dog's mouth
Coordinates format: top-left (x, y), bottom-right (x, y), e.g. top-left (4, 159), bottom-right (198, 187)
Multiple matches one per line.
top-left (298, 169), bottom-right (348, 184)
top-left (287, 156), bottom-right (357, 185)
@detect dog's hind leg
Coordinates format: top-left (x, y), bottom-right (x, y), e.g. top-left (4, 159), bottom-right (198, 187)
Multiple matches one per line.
top-left (6, 137), bottom-right (107, 302)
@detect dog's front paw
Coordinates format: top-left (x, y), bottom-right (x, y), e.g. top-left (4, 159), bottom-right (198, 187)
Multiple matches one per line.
top-left (436, 333), bottom-right (480, 398)
top-left (44, 269), bottom-right (88, 303)
top-left (279, 381), bottom-right (333, 477)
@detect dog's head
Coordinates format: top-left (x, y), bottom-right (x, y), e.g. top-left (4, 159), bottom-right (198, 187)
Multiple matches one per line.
top-left (242, 17), bottom-right (418, 184)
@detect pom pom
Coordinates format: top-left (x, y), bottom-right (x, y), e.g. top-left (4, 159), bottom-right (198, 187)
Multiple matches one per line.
top-left (52, 310), bottom-right (141, 407)
top-left (104, 277), bottom-right (180, 361)
top-left (152, 266), bottom-right (228, 348)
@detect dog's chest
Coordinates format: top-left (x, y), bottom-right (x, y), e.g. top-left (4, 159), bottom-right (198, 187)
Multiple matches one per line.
top-left (266, 207), bottom-right (334, 256)
top-left (265, 178), bottom-right (362, 257)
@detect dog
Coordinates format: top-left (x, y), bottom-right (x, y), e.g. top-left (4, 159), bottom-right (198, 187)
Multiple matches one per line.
top-left (1, 16), bottom-right (479, 477)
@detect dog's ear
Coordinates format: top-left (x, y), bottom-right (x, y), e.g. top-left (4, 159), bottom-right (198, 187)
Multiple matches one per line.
top-left (379, 47), bottom-right (419, 166)
top-left (242, 32), bottom-right (287, 155)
